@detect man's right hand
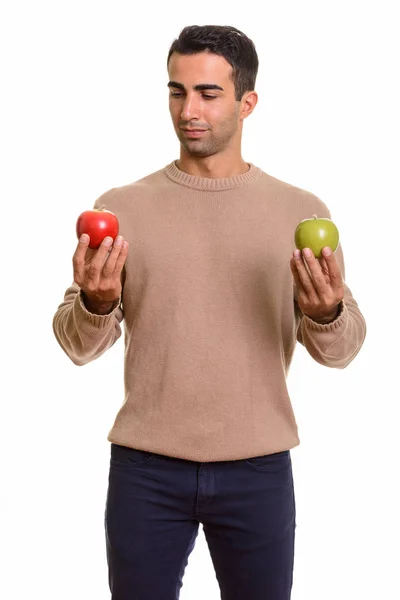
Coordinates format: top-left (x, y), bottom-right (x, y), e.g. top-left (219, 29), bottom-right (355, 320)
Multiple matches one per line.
top-left (72, 233), bottom-right (129, 315)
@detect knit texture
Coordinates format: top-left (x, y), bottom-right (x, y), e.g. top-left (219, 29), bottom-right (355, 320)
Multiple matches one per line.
top-left (53, 162), bottom-right (366, 461)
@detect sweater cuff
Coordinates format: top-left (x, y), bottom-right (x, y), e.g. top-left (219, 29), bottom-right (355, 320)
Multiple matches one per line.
top-left (302, 301), bottom-right (346, 332)
top-left (75, 290), bottom-right (121, 327)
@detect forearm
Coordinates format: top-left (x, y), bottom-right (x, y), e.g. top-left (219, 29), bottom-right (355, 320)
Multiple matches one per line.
top-left (52, 284), bottom-right (123, 365)
top-left (296, 288), bottom-right (366, 369)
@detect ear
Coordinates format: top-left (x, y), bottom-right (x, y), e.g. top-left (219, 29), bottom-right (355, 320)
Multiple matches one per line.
top-left (240, 91), bottom-right (258, 120)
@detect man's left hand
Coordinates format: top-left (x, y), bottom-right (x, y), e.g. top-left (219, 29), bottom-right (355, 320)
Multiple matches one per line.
top-left (290, 246), bottom-right (344, 324)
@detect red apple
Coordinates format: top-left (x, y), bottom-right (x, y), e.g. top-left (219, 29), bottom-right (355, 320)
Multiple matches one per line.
top-left (76, 207), bottom-right (119, 249)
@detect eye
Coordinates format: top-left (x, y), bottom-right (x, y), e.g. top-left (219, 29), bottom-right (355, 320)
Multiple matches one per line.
top-left (202, 94), bottom-right (217, 100)
top-left (170, 91), bottom-right (183, 98)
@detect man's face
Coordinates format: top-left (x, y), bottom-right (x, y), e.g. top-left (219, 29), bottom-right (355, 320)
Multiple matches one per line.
top-left (167, 52), bottom-right (242, 158)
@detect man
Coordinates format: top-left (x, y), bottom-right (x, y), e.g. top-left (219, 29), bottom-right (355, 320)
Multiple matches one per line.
top-left (53, 24), bottom-right (366, 600)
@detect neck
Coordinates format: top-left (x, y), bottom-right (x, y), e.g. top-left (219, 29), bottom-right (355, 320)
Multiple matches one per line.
top-left (177, 151), bottom-right (249, 179)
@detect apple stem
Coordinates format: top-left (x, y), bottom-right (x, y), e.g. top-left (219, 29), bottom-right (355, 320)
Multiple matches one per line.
top-left (312, 213), bottom-right (318, 219)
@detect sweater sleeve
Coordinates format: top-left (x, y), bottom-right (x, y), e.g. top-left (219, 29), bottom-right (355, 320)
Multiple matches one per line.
top-left (52, 282), bottom-right (123, 366)
top-left (295, 244), bottom-right (367, 369)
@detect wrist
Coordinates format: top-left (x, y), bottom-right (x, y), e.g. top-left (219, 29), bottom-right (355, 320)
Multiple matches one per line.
top-left (81, 291), bottom-right (120, 315)
top-left (307, 302), bottom-right (342, 324)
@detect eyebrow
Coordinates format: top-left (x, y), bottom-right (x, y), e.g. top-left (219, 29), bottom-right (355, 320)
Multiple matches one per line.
top-left (167, 81), bottom-right (224, 92)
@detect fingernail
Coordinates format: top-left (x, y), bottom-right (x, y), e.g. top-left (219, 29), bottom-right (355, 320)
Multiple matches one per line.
top-left (103, 237), bottom-right (113, 247)
top-left (303, 248), bottom-right (312, 258)
top-left (322, 246), bottom-right (332, 256)
top-left (294, 249), bottom-right (301, 259)
top-left (80, 234), bottom-right (89, 243)
top-left (114, 235), bottom-right (122, 247)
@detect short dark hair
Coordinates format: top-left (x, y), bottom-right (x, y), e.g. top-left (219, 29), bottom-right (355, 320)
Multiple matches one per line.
top-left (167, 25), bottom-right (259, 101)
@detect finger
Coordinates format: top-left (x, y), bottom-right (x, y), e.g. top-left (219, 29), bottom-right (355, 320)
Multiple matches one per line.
top-left (301, 248), bottom-right (328, 295)
top-left (291, 249), bottom-right (319, 300)
top-left (113, 240), bottom-right (129, 275)
top-left (317, 255), bottom-right (331, 284)
top-left (72, 233), bottom-right (91, 282)
top-left (87, 236), bottom-right (114, 274)
top-left (102, 235), bottom-right (123, 277)
top-left (321, 247), bottom-right (343, 289)
top-left (290, 257), bottom-right (315, 313)
top-left (290, 257), bottom-right (303, 293)
top-left (318, 255), bottom-right (328, 271)
top-left (102, 236), bottom-right (127, 277)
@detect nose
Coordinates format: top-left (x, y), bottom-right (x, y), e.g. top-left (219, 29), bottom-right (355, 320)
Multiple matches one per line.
top-left (180, 93), bottom-right (200, 121)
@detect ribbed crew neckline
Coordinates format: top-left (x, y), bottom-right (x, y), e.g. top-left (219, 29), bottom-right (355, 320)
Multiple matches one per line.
top-left (163, 160), bottom-right (263, 191)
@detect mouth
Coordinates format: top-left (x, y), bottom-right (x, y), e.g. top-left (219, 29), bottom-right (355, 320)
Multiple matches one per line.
top-left (181, 128), bottom-right (207, 138)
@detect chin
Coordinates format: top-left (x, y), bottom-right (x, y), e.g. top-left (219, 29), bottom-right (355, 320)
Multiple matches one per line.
top-left (181, 142), bottom-right (208, 157)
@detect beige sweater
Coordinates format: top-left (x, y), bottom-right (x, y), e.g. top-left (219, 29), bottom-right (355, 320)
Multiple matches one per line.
top-left (53, 161), bottom-right (366, 462)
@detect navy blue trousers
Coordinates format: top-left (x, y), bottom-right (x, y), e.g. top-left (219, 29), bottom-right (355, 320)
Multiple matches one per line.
top-left (105, 444), bottom-right (296, 599)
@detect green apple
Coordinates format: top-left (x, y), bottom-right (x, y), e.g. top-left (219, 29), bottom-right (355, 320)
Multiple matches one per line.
top-left (294, 214), bottom-right (339, 258)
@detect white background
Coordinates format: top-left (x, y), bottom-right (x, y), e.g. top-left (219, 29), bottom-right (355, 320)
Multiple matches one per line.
top-left (1, 1), bottom-right (399, 598)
